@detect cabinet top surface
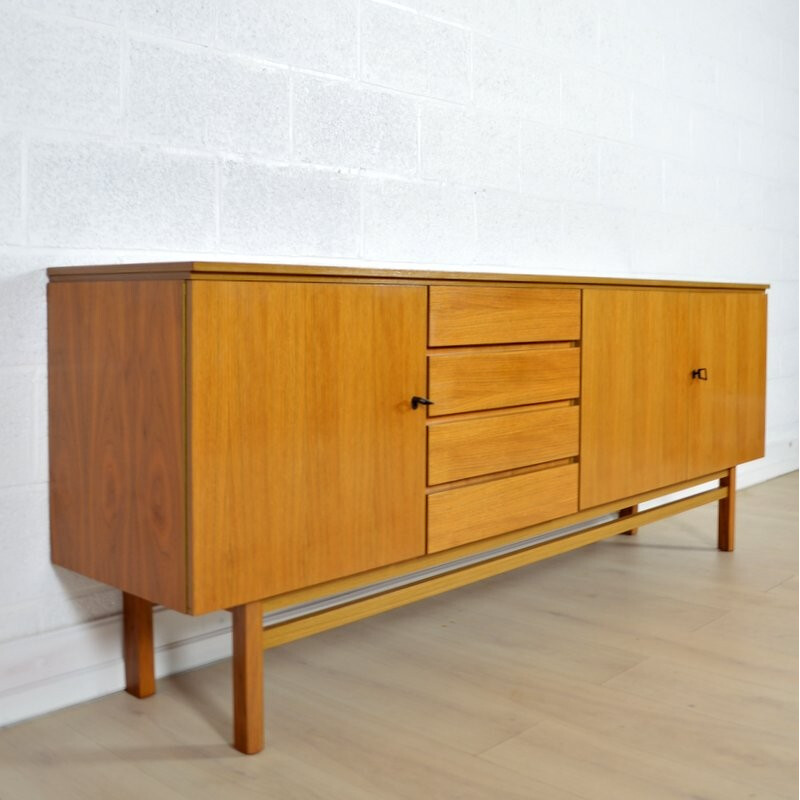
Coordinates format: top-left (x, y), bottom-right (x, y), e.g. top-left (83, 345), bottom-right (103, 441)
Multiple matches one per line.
top-left (46, 261), bottom-right (769, 290)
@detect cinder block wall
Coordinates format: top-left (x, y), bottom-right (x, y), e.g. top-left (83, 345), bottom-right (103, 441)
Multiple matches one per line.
top-left (0, 0), bottom-right (797, 720)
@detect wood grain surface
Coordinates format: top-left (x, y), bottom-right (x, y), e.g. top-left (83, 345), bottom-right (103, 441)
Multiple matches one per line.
top-left (428, 286), bottom-right (581, 346)
top-left (580, 288), bottom-right (767, 510)
top-left (263, 483), bottom-right (729, 651)
top-left (47, 261), bottom-right (769, 290)
top-left (428, 347), bottom-right (580, 416)
top-left (718, 467), bottom-right (736, 552)
top-left (232, 601), bottom-right (264, 754)
top-left (733, 293), bottom-right (768, 463)
top-left (48, 280), bottom-right (186, 611)
top-left (188, 281), bottom-right (428, 613)
top-left (428, 404), bottom-right (579, 485)
top-left (257, 470), bottom-right (726, 616)
top-left (427, 463), bottom-right (579, 552)
top-left (619, 505), bottom-right (639, 536)
top-left (580, 289), bottom-right (692, 509)
top-left (687, 292), bottom-right (766, 476)
top-left (123, 593), bottom-right (156, 699)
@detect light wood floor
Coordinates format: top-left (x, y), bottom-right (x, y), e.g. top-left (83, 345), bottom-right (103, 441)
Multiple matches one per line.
top-left (1, 473), bottom-right (797, 799)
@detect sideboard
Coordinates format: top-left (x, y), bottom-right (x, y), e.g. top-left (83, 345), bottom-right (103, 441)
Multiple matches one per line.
top-left (47, 262), bottom-right (767, 754)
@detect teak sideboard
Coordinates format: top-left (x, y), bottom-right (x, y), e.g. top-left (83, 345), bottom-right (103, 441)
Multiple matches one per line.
top-left (47, 262), bottom-right (768, 754)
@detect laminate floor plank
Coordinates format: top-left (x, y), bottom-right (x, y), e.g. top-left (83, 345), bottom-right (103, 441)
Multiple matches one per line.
top-left (602, 655), bottom-right (797, 736)
top-left (0, 473), bottom-right (795, 799)
top-left (356, 603), bottom-right (647, 686)
top-left (359, 572), bottom-right (792, 696)
top-left (765, 574), bottom-right (799, 609)
top-left (478, 669), bottom-right (796, 797)
top-left (60, 682), bottom-right (379, 800)
top-left (263, 678), bottom-right (584, 800)
top-left (0, 714), bottom-right (187, 800)
top-left (272, 631), bottom-right (544, 755)
top-left (349, 614), bottom-right (797, 797)
top-left (480, 717), bottom-right (790, 800)
top-left (557, 529), bottom-right (797, 610)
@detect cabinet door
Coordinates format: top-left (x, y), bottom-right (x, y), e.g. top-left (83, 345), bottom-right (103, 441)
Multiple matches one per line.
top-left (687, 292), bottom-right (767, 476)
top-left (189, 281), bottom-right (427, 613)
top-left (580, 289), bottom-right (691, 509)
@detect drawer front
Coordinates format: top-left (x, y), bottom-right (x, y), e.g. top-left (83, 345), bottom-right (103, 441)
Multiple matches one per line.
top-left (428, 347), bottom-right (580, 416)
top-left (428, 405), bottom-right (579, 485)
top-left (429, 286), bottom-right (581, 346)
top-left (427, 463), bottom-right (579, 553)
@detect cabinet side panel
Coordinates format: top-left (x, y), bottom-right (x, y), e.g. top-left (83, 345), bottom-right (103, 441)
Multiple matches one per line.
top-left (48, 280), bottom-right (186, 611)
top-left (189, 281), bottom-right (427, 614)
top-left (580, 289), bottom-right (690, 509)
top-left (735, 292), bottom-right (767, 463)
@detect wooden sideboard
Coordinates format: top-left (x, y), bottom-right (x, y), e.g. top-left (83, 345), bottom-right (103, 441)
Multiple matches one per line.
top-left (47, 262), bottom-right (768, 754)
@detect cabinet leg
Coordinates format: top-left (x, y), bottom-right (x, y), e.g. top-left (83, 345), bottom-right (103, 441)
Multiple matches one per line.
top-left (619, 505), bottom-right (638, 535)
top-left (123, 592), bottom-right (155, 698)
top-left (718, 467), bottom-right (736, 552)
top-left (232, 601), bottom-right (265, 755)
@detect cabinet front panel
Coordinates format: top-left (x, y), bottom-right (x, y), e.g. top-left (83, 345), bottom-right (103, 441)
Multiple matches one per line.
top-left (428, 404), bottom-right (579, 485)
top-left (580, 290), bottom-right (691, 509)
top-left (427, 463), bottom-right (578, 553)
top-left (687, 291), bottom-right (767, 475)
top-left (429, 286), bottom-right (581, 346)
top-left (428, 347), bottom-right (580, 416)
top-left (189, 281), bottom-right (427, 613)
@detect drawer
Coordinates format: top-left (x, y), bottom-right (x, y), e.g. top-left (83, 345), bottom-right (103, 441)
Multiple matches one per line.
top-left (429, 286), bottom-right (581, 346)
top-left (427, 463), bottom-right (578, 553)
top-left (428, 347), bottom-right (579, 416)
top-left (428, 404), bottom-right (579, 485)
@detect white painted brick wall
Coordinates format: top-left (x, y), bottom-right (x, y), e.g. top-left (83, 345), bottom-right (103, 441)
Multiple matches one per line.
top-left (128, 40), bottom-right (291, 156)
top-left (216, 0), bottom-right (358, 78)
top-left (28, 139), bottom-right (217, 248)
top-left (596, 4), bottom-right (664, 87)
top-left (127, 0), bottom-right (215, 43)
top-left (692, 107), bottom-right (740, 167)
top-left (0, 9), bottom-right (123, 132)
top-left (518, 0), bottom-right (598, 63)
top-left (0, 0), bottom-right (796, 714)
top-left (631, 91), bottom-right (693, 158)
top-left (598, 140), bottom-right (663, 211)
top-left (663, 158), bottom-right (717, 219)
top-left (475, 190), bottom-right (562, 268)
top-left (519, 122), bottom-right (598, 203)
top-left (294, 75), bottom-right (417, 174)
top-left (361, 1), bottom-right (470, 101)
top-left (220, 161), bottom-right (361, 255)
top-left (562, 66), bottom-right (632, 141)
top-left (420, 105), bottom-right (519, 190)
top-left (472, 37), bottom-right (561, 123)
top-left (21, 0), bottom-right (125, 23)
top-left (362, 177), bottom-right (474, 262)
top-left (0, 132), bottom-right (23, 244)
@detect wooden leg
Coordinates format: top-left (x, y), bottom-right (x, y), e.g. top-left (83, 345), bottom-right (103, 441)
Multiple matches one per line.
top-left (718, 467), bottom-right (736, 552)
top-left (123, 592), bottom-right (155, 698)
top-left (232, 601), bottom-right (265, 755)
top-left (619, 505), bottom-right (638, 535)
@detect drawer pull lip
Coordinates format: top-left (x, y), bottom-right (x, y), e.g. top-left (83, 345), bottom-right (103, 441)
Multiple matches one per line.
top-left (692, 368), bottom-right (708, 380)
top-left (411, 395), bottom-right (434, 410)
